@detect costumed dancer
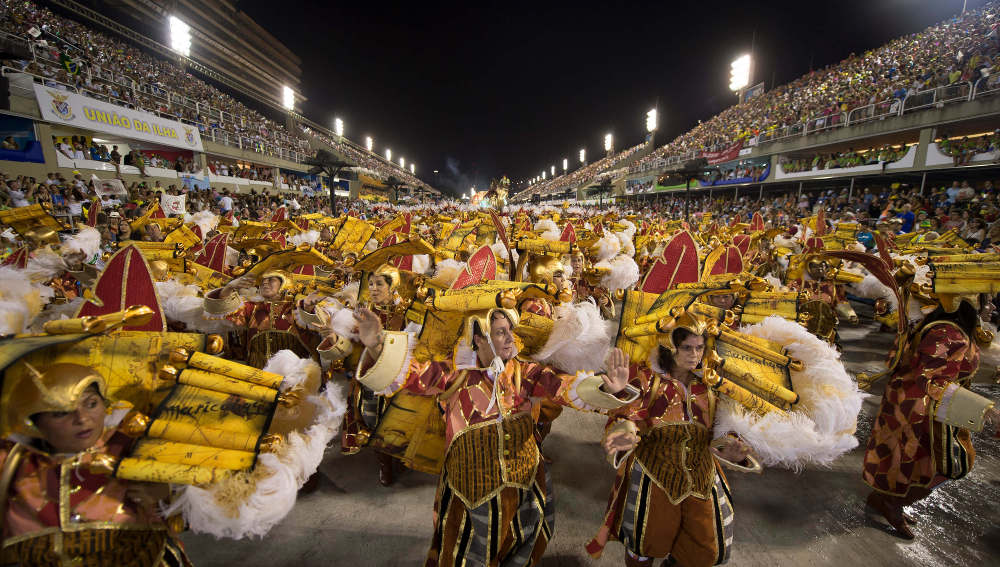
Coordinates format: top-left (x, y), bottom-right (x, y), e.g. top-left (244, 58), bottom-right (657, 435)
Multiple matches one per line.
top-left (862, 292), bottom-right (1000, 539)
top-left (352, 303), bottom-right (637, 567)
top-left (587, 285), bottom-right (864, 566)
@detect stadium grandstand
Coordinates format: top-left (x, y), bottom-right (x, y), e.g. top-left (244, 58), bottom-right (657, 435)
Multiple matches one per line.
top-left (0, 0), bottom-right (438, 203)
top-left (511, 1), bottom-right (1000, 206)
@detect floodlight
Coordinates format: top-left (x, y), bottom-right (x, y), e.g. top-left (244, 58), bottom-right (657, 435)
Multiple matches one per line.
top-left (366, 136), bottom-right (373, 152)
top-left (282, 86), bottom-right (294, 110)
top-left (334, 118), bottom-right (344, 137)
top-left (410, 163), bottom-right (415, 174)
top-left (542, 171), bottom-right (546, 180)
top-left (646, 108), bottom-right (657, 132)
top-left (169, 16), bottom-right (191, 56)
top-left (579, 149), bottom-right (585, 163)
top-left (730, 54), bottom-right (751, 91)
top-left (399, 157), bottom-right (405, 168)
top-left (550, 165), bottom-right (555, 176)
top-left (562, 158), bottom-right (568, 171)
top-left (604, 133), bottom-right (613, 152)
top-left (386, 149), bottom-right (392, 161)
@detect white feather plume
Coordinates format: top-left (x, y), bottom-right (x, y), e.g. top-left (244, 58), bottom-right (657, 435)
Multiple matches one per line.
top-left (531, 302), bottom-right (614, 373)
top-left (714, 315), bottom-right (866, 470)
top-left (24, 247), bottom-right (67, 283)
top-left (328, 305), bottom-right (360, 341)
top-left (533, 219), bottom-right (558, 234)
top-left (62, 227), bottom-right (101, 258)
top-left (850, 274), bottom-right (898, 310)
top-left (288, 230), bottom-right (320, 246)
top-left (185, 210), bottom-right (220, 237)
top-left (411, 254), bottom-right (431, 275)
top-left (594, 234), bottom-right (621, 262)
top-left (431, 259), bottom-right (465, 287)
top-left (155, 279), bottom-right (236, 334)
top-left (597, 255), bottom-right (640, 292)
top-left (0, 266), bottom-right (54, 335)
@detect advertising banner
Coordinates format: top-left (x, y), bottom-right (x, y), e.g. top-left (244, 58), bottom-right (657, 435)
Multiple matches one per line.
top-left (33, 84), bottom-right (204, 152)
top-left (701, 142), bottom-right (743, 165)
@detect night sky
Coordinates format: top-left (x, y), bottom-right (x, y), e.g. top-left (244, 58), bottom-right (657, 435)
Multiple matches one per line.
top-left (239, 0), bottom-right (982, 196)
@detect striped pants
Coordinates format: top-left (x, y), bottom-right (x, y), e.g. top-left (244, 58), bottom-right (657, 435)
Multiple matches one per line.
top-left (425, 465), bottom-right (554, 567)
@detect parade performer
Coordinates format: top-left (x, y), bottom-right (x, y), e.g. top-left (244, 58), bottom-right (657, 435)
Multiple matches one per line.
top-left (204, 267), bottom-right (325, 368)
top-left (863, 293), bottom-right (1000, 539)
top-left (0, 362), bottom-right (192, 567)
top-left (586, 285), bottom-right (864, 566)
top-left (353, 303), bottom-right (637, 567)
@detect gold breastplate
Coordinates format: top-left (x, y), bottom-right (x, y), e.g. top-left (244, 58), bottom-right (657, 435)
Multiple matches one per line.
top-left (634, 423), bottom-right (715, 504)
top-left (444, 412), bottom-right (538, 509)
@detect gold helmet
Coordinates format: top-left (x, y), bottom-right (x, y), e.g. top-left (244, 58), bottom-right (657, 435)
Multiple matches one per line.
top-left (462, 308), bottom-right (520, 347)
top-left (656, 308), bottom-right (710, 356)
top-left (2, 363), bottom-right (107, 437)
top-left (259, 269), bottom-right (296, 294)
top-left (526, 254), bottom-right (566, 286)
top-left (373, 263), bottom-right (401, 291)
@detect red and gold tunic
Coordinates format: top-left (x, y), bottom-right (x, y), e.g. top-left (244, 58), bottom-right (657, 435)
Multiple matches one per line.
top-left (863, 321), bottom-right (981, 497)
top-left (1, 430), bottom-right (185, 567)
top-left (587, 364), bottom-right (733, 565)
top-left (205, 289), bottom-right (319, 368)
top-left (357, 339), bottom-right (634, 567)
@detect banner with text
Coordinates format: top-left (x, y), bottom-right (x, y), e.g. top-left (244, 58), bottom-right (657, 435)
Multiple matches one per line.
top-left (161, 193), bottom-right (187, 216)
top-left (33, 85), bottom-right (204, 152)
top-left (701, 142), bottom-right (743, 165)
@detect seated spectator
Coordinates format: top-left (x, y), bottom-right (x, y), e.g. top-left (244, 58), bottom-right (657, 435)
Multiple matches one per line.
top-left (1, 136), bottom-right (17, 150)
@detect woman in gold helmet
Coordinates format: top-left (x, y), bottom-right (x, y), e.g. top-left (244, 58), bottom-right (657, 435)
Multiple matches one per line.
top-left (587, 310), bottom-right (752, 567)
top-left (0, 363), bottom-right (188, 566)
top-left (340, 262), bottom-right (413, 486)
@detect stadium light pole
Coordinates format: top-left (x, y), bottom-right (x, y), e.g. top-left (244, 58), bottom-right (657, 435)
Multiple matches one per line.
top-left (604, 133), bottom-right (613, 156)
top-left (562, 158), bottom-right (568, 173)
top-left (334, 118), bottom-right (344, 138)
top-left (168, 16), bottom-right (191, 56)
top-left (550, 165), bottom-right (555, 177)
top-left (282, 86), bottom-right (294, 110)
top-left (366, 136), bottom-right (373, 152)
top-left (646, 107), bottom-right (658, 147)
top-left (410, 163), bottom-right (415, 174)
top-left (729, 54), bottom-right (752, 102)
top-left (385, 148), bottom-right (392, 162)
top-left (579, 148), bottom-right (586, 165)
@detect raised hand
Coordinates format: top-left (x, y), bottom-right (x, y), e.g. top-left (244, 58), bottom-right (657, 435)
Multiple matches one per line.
top-left (600, 348), bottom-right (631, 395)
top-left (355, 307), bottom-right (384, 352)
top-left (302, 291), bottom-right (325, 312)
top-left (603, 429), bottom-right (639, 460)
